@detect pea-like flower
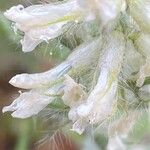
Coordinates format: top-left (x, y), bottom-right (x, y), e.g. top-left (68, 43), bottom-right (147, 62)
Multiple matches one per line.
top-left (63, 31), bottom-right (125, 134)
top-left (3, 38), bottom-right (100, 120)
top-left (2, 0), bottom-right (150, 146)
top-left (62, 75), bottom-right (87, 134)
top-left (9, 38), bottom-right (101, 89)
top-left (2, 90), bottom-right (53, 118)
top-left (4, 0), bottom-right (89, 52)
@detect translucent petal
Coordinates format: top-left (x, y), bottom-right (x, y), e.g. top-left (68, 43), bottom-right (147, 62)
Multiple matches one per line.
top-left (138, 84), bottom-right (150, 101)
top-left (62, 75), bottom-right (86, 107)
top-left (78, 0), bottom-right (126, 25)
top-left (9, 62), bottom-right (71, 89)
top-left (122, 40), bottom-right (144, 79)
top-left (2, 91), bottom-right (52, 118)
top-left (77, 80), bottom-right (118, 124)
top-left (107, 136), bottom-right (126, 150)
top-left (71, 119), bottom-right (87, 135)
top-left (137, 58), bottom-right (150, 87)
top-left (9, 38), bottom-right (101, 89)
top-left (4, 0), bottom-right (87, 51)
top-left (128, 0), bottom-right (150, 32)
top-left (135, 33), bottom-right (150, 57)
top-left (21, 22), bottom-right (65, 52)
top-left (21, 35), bottom-right (42, 52)
top-left (77, 31), bottom-right (125, 124)
top-left (4, 1), bottom-right (83, 27)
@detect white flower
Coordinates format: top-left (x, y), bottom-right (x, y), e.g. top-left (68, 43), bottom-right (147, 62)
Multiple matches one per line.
top-left (71, 119), bottom-right (88, 135)
top-left (9, 62), bottom-right (71, 89)
top-left (20, 23), bottom-right (65, 52)
top-left (9, 38), bottom-right (101, 89)
top-left (62, 75), bottom-right (87, 134)
top-left (107, 111), bottom-right (139, 150)
top-left (138, 84), bottom-right (150, 101)
top-left (135, 33), bottom-right (150, 57)
top-left (122, 40), bottom-right (144, 79)
top-left (127, 0), bottom-right (150, 32)
top-left (78, 0), bottom-right (126, 26)
top-left (76, 31), bottom-right (125, 124)
top-left (2, 91), bottom-right (52, 118)
top-left (77, 80), bottom-right (118, 124)
top-left (136, 59), bottom-right (150, 87)
top-left (2, 38), bottom-right (101, 121)
top-left (62, 74), bottom-right (86, 107)
top-left (135, 33), bottom-right (150, 87)
top-left (62, 31), bottom-right (125, 134)
top-left (4, 0), bottom-right (88, 52)
top-left (2, 82), bottom-right (64, 119)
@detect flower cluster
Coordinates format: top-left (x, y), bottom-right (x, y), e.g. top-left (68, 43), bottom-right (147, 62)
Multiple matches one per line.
top-left (2, 0), bottom-right (150, 149)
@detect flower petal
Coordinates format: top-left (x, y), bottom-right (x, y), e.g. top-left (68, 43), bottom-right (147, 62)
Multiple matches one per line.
top-left (77, 80), bottom-right (118, 124)
top-left (9, 38), bottom-right (101, 89)
top-left (62, 75), bottom-right (86, 107)
top-left (77, 31), bottom-right (125, 124)
top-left (4, 0), bottom-right (88, 52)
top-left (107, 136), bottom-right (126, 150)
top-left (78, 0), bottom-right (126, 25)
top-left (21, 35), bottom-right (42, 52)
top-left (135, 33), bottom-right (150, 57)
top-left (138, 84), bottom-right (150, 101)
top-left (122, 40), bottom-right (144, 79)
top-left (21, 22), bottom-right (66, 52)
top-left (136, 58), bottom-right (150, 87)
top-left (4, 0), bottom-right (83, 27)
top-left (9, 62), bottom-right (71, 89)
top-left (71, 119), bottom-right (87, 135)
top-left (2, 91), bottom-right (52, 118)
top-left (128, 0), bottom-right (150, 32)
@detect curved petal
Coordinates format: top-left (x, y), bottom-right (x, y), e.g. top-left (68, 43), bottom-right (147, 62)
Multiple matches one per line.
top-left (128, 0), bottom-right (150, 32)
top-left (71, 119), bottom-right (87, 135)
top-left (136, 58), bottom-right (150, 87)
top-left (4, 0), bottom-right (83, 27)
top-left (77, 31), bottom-right (125, 124)
top-left (21, 22), bottom-right (65, 52)
top-left (62, 75), bottom-right (86, 107)
top-left (9, 38), bottom-right (101, 89)
top-left (122, 40), bottom-right (144, 79)
top-left (21, 35), bottom-right (42, 52)
top-left (9, 62), bottom-right (71, 89)
top-left (78, 0), bottom-right (126, 25)
top-left (4, 0), bottom-right (87, 52)
top-left (2, 91), bottom-right (52, 118)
